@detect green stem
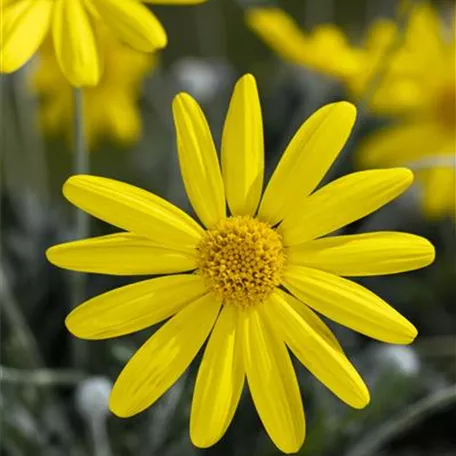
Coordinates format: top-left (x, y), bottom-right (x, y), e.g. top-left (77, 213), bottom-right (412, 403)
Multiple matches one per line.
top-left (71, 88), bottom-right (89, 368)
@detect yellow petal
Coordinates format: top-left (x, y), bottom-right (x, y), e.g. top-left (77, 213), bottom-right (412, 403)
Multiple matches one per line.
top-left (279, 168), bottom-right (413, 246)
top-left (288, 232), bottom-right (435, 276)
top-left (190, 305), bottom-right (244, 448)
top-left (245, 8), bottom-right (309, 66)
top-left (95, 0), bottom-right (166, 52)
top-left (284, 265), bottom-right (418, 344)
top-left (110, 294), bottom-right (221, 417)
top-left (52, 0), bottom-right (100, 86)
top-left (358, 122), bottom-right (447, 169)
top-left (421, 167), bottom-right (456, 219)
top-left (241, 306), bottom-right (305, 453)
top-left (221, 74), bottom-right (264, 216)
top-left (172, 93), bottom-right (226, 228)
top-left (65, 275), bottom-right (208, 339)
top-left (258, 102), bottom-right (356, 226)
top-left (405, 4), bottom-right (446, 69)
top-left (62, 175), bottom-right (204, 250)
top-left (46, 232), bottom-right (197, 275)
top-left (264, 291), bottom-right (369, 409)
top-left (1, 0), bottom-right (52, 73)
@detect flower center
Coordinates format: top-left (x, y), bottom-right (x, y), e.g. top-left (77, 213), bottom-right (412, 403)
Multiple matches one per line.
top-left (435, 83), bottom-right (456, 131)
top-left (197, 216), bottom-right (285, 307)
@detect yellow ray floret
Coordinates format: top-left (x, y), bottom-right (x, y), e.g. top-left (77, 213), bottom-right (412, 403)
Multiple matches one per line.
top-left (1, 0), bottom-right (207, 86)
top-left (31, 25), bottom-right (154, 149)
top-left (47, 74), bottom-right (435, 453)
top-left (357, 4), bottom-right (455, 219)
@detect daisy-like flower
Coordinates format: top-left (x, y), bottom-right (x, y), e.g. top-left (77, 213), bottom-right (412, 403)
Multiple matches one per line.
top-left (1, 0), bottom-right (206, 86)
top-left (245, 6), bottom-right (414, 113)
top-left (358, 5), bottom-right (456, 219)
top-left (246, 7), bottom-right (366, 81)
top-left (32, 26), bottom-right (153, 149)
top-left (47, 74), bottom-right (435, 453)
top-left (247, 4), bottom-right (455, 220)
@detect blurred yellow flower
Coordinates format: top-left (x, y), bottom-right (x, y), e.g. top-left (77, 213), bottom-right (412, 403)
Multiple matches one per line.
top-left (32, 27), bottom-right (154, 150)
top-left (245, 6), bottom-right (405, 104)
top-left (47, 74), bottom-right (435, 453)
top-left (246, 7), bottom-right (367, 82)
top-left (1, 0), bottom-right (206, 86)
top-left (359, 5), bottom-right (456, 219)
top-left (247, 4), bottom-right (455, 219)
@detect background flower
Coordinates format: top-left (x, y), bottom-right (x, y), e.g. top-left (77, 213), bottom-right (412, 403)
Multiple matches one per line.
top-left (1, 0), bottom-right (206, 86)
top-left (31, 25), bottom-right (154, 150)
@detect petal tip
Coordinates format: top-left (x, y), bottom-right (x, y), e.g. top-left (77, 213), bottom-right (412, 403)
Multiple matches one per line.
top-left (422, 239), bottom-right (437, 266)
top-left (64, 311), bottom-right (82, 338)
top-left (109, 396), bottom-right (132, 419)
top-left (45, 246), bottom-right (58, 265)
top-left (351, 384), bottom-right (371, 409)
top-left (172, 92), bottom-right (194, 112)
top-left (238, 72), bottom-right (256, 86)
top-left (395, 167), bottom-right (414, 186)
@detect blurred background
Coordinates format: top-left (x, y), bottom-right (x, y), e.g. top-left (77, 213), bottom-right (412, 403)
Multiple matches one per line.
top-left (0, 0), bottom-right (455, 455)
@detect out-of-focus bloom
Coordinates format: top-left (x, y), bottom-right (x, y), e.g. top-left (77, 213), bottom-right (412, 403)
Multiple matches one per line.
top-left (171, 57), bottom-right (233, 103)
top-left (359, 5), bottom-right (456, 219)
top-left (1, 0), bottom-right (206, 86)
top-left (47, 74), bottom-right (435, 453)
top-left (246, 8), bottom-right (366, 82)
top-left (245, 6), bottom-right (403, 107)
top-left (247, 5), bottom-right (455, 219)
top-left (32, 27), bottom-right (153, 149)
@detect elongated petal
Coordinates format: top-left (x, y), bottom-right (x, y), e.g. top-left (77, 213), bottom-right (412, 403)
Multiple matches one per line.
top-left (358, 122), bottom-right (447, 168)
top-left (1, 0), bottom-right (52, 73)
top-left (241, 306), bottom-right (305, 453)
top-left (95, 0), bottom-right (166, 51)
top-left (172, 93), bottom-right (226, 228)
top-left (245, 8), bottom-right (309, 66)
top-left (280, 168), bottom-right (413, 246)
top-left (110, 294), bottom-right (221, 417)
top-left (191, 305), bottom-right (244, 447)
top-left (46, 232), bottom-right (197, 275)
top-left (264, 291), bottom-right (369, 409)
top-left (421, 167), bottom-right (456, 218)
top-left (284, 265), bottom-right (418, 344)
top-left (221, 74), bottom-right (264, 216)
top-left (258, 102), bottom-right (356, 225)
top-left (53, 0), bottom-right (100, 86)
top-left (288, 232), bottom-right (435, 276)
top-left (65, 275), bottom-right (208, 339)
top-left (62, 175), bottom-right (204, 250)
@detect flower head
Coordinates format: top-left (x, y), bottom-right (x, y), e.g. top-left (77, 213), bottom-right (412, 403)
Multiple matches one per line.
top-left (47, 74), bottom-right (435, 453)
top-left (32, 25), bottom-right (153, 149)
top-left (358, 5), bottom-right (456, 218)
top-left (1, 0), bottom-right (206, 86)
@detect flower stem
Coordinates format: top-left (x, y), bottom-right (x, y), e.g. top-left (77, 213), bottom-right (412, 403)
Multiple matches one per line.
top-left (72, 88), bottom-right (89, 368)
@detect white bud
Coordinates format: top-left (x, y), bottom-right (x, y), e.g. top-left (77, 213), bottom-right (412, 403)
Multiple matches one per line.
top-left (376, 345), bottom-right (420, 377)
top-left (171, 57), bottom-right (232, 102)
top-left (76, 376), bottom-right (113, 421)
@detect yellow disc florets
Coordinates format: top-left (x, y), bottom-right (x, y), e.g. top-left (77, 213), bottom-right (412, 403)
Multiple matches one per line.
top-left (197, 216), bottom-right (285, 307)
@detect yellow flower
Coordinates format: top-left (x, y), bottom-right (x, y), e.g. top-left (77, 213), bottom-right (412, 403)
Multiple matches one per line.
top-left (46, 74), bottom-right (435, 453)
top-left (32, 26), bottom-right (153, 149)
top-left (246, 7), bottom-right (367, 81)
top-left (358, 5), bottom-right (456, 218)
top-left (244, 5), bottom-right (422, 113)
top-left (1, 0), bottom-right (206, 86)
top-left (247, 5), bottom-right (455, 219)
